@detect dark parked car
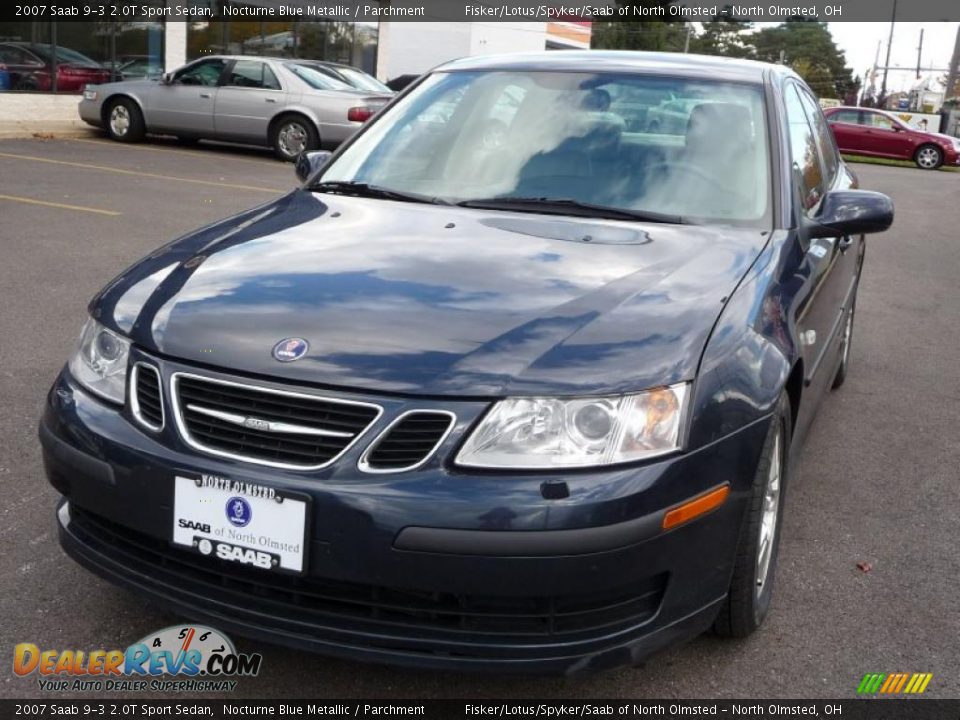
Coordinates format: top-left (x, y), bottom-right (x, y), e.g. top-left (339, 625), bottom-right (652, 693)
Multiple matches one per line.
top-left (824, 105), bottom-right (960, 169)
top-left (0, 42), bottom-right (109, 92)
top-left (42, 51), bottom-right (893, 673)
top-left (386, 73), bottom-right (420, 92)
top-left (114, 56), bottom-right (165, 81)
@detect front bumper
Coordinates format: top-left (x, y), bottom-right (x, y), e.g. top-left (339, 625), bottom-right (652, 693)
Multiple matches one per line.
top-left (41, 363), bottom-right (771, 673)
top-left (78, 98), bottom-right (103, 128)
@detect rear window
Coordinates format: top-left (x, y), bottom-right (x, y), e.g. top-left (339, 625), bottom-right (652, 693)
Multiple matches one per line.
top-left (286, 63), bottom-right (352, 91)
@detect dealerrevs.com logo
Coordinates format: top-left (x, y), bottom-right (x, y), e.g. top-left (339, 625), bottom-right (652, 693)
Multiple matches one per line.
top-left (13, 625), bottom-right (262, 693)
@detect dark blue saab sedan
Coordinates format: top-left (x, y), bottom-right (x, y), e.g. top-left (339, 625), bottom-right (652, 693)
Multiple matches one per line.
top-left (40, 51), bottom-right (893, 673)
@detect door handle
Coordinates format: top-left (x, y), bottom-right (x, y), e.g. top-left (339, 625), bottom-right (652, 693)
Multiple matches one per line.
top-left (199, 92), bottom-right (211, 99)
top-left (265, 98), bottom-right (277, 103)
top-left (838, 236), bottom-right (853, 253)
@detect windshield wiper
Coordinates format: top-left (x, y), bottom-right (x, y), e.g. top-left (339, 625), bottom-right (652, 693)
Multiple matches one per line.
top-left (311, 181), bottom-right (449, 205)
top-left (456, 197), bottom-right (685, 224)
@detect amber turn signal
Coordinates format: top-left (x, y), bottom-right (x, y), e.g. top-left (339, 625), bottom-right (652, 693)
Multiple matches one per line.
top-left (662, 484), bottom-right (730, 530)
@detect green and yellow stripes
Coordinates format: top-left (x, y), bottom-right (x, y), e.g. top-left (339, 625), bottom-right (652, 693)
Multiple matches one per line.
top-left (857, 673), bottom-right (933, 694)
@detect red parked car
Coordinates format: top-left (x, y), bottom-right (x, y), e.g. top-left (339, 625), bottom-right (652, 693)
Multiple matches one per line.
top-left (823, 106), bottom-right (960, 170)
top-left (0, 42), bottom-right (110, 93)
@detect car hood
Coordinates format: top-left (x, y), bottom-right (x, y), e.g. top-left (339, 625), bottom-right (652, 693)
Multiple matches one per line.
top-left (94, 191), bottom-right (768, 396)
top-left (92, 78), bottom-right (157, 92)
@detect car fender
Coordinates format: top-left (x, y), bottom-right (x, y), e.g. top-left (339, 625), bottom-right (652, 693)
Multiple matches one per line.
top-left (687, 230), bottom-right (800, 451)
top-left (98, 90), bottom-right (149, 128)
top-left (267, 99), bottom-right (322, 140)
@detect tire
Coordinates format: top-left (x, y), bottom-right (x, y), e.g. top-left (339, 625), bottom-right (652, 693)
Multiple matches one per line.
top-left (271, 115), bottom-right (319, 162)
top-left (713, 392), bottom-right (791, 638)
top-left (105, 97), bottom-right (145, 143)
top-left (14, 77), bottom-right (39, 92)
top-left (831, 300), bottom-right (856, 389)
top-left (914, 144), bottom-right (942, 170)
top-left (647, 120), bottom-right (660, 133)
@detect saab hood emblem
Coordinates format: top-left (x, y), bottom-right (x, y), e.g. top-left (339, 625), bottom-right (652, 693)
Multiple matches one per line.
top-left (272, 337), bottom-right (309, 362)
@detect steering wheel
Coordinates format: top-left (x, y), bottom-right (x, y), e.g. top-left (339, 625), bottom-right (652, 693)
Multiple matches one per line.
top-left (645, 161), bottom-right (728, 190)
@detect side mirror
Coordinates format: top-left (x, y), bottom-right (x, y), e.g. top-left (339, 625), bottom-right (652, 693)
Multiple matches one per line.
top-left (808, 190), bottom-right (894, 239)
top-left (295, 150), bottom-right (332, 183)
top-left (160, 72), bottom-right (173, 85)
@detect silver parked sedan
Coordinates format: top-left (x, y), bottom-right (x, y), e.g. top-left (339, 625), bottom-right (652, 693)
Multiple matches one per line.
top-left (78, 56), bottom-right (393, 160)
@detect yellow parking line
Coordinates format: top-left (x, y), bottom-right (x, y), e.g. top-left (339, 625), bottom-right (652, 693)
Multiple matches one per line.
top-left (0, 193), bottom-right (120, 216)
top-left (0, 151), bottom-right (285, 194)
top-left (69, 137), bottom-right (279, 167)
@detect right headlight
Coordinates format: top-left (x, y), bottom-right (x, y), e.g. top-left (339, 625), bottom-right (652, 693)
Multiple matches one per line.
top-left (456, 383), bottom-right (689, 469)
top-left (67, 318), bottom-right (131, 404)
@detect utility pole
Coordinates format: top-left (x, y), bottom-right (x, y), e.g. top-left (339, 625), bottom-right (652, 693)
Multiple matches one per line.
top-left (683, 24), bottom-right (693, 54)
top-left (946, 24), bottom-right (960, 107)
top-left (916, 28), bottom-right (923, 79)
top-left (879, 0), bottom-right (897, 106)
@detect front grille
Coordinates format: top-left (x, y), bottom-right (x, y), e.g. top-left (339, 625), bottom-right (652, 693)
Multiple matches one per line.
top-left (132, 363), bottom-right (163, 431)
top-left (361, 411), bottom-right (455, 472)
top-left (173, 374), bottom-right (381, 469)
top-left (69, 507), bottom-right (665, 654)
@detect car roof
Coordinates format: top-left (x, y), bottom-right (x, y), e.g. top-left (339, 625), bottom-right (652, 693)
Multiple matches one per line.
top-left (826, 105), bottom-right (903, 119)
top-left (436, 51), bottom-right (790, 84)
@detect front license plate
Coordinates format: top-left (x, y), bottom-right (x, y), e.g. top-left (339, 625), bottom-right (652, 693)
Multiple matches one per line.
top-left (172, 475), bottom-right (308, 574)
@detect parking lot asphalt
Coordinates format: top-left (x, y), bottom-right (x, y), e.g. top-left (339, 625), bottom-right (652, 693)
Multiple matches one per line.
top-left (1, 137), bottom-right (958, 700)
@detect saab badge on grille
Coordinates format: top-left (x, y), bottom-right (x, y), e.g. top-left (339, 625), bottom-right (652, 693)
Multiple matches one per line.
top-left (272, 337), bottom-right (309, 362)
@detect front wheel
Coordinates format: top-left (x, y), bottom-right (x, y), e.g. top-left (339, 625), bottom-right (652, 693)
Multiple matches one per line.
top-left (831, 301), bottom-right (856, 389)
top-left (271, 116), bottom-right (319, 162)
top-left (713, 392), bottom-right (791, 638)
top-left (105, 98), bottom-right (145, 143)
top-left (914, 144), bottom-right (942, 170)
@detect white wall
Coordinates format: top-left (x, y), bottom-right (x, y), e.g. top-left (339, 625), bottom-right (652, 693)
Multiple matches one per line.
top-left (376, 23), bottom-right (472, 80)
top-left (0, 95), bottom-right (87, 137)
top-left (376, 22), bottom-right (547, 81)
top-left (163, 11), bottom-right (188, 71)
top-left (468, 22), bottom-right (547, 57)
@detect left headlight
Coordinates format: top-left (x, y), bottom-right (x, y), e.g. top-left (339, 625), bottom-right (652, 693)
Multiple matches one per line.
top-left (456, 383), bottom-right (689, 469)
top-left (68, 318), bottom-right (131, 404)
top-left (82, 89), bottom-right (98, 101)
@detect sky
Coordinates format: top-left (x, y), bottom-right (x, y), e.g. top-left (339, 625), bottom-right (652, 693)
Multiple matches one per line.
top-left (748, 22), bottom-right (958, 92)
top-left (828, 22), bottom-right (959, 91)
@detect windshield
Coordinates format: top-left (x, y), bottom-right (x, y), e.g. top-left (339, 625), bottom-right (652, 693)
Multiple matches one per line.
top-left (319, 70), bottom-right (771, 224)
top-left (336, 66), bottom-right (391, 93)
top-left (286, 63), bottom-right (353, 91)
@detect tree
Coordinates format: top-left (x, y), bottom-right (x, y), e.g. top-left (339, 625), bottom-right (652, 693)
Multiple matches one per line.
top-left (592, 1), bottom-right (689, 52)
top-left (689, 14), bottom-right (755, 59)
top-left (750, 20), bottom-right (857, 99)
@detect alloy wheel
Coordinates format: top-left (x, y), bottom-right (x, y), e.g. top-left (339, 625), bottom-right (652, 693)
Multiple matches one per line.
top-left (278, 122), bottom-right (308, 158)
top-left (109, 105), bottom-right (130, 137)
top-left (755, 425), bottom-right (782, 599)
top-left (917, 147), bottom-right (940, 169)
top-left (840, 312), bottom-right (853, 368)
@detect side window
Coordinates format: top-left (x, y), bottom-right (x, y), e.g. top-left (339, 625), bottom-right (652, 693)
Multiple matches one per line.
top-left (865, 112), bottom-right (895, 130)
top-left (797, 89), bottom-right (839, 184)
top-left (225, 60), bottom-right (265, 89)
top-left (263, 64), bottom-right (281, 91)
top-left (784, 84), bottom-right (824, 212)
top-left (829, 109), bottom-right (860, 124)
top-left (175, 59), bottom-right (225, 87)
